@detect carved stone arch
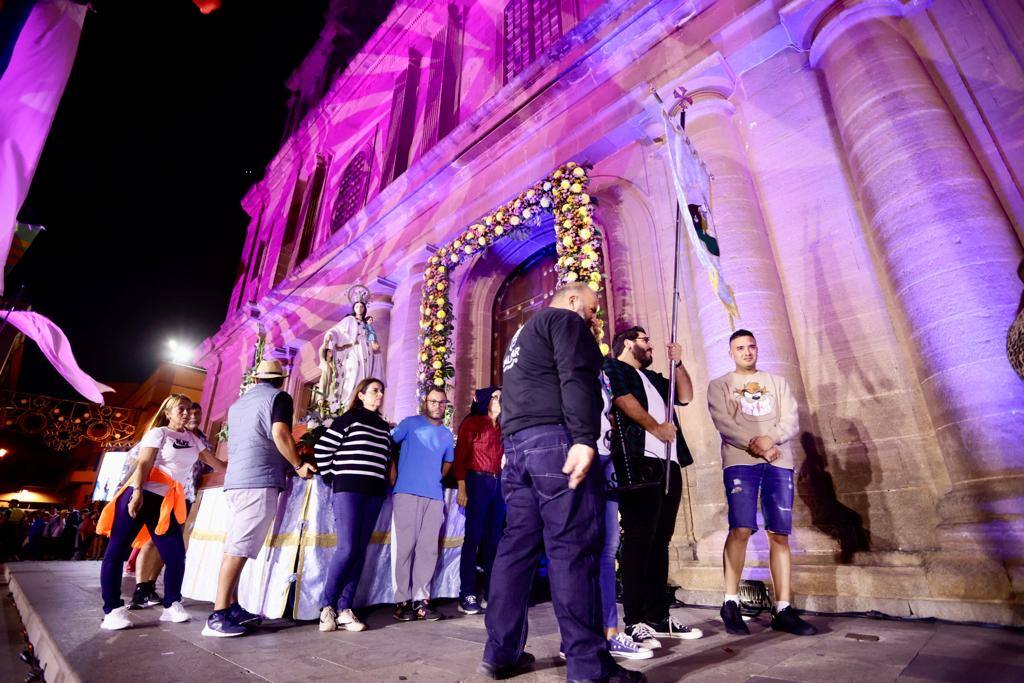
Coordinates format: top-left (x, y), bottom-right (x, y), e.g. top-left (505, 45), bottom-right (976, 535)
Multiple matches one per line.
top-left (329, 149), bottom-right (372, 239)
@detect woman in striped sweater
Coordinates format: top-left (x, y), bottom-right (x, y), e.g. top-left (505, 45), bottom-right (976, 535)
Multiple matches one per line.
top-left (314, 377), bottom-right (393, 633)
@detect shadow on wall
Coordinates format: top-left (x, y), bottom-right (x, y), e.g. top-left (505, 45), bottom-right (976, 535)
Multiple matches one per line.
top-left (798, 429), bottom-right (871, 564)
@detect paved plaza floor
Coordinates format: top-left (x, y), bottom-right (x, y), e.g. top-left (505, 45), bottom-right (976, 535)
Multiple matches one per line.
top-left (5, 562), bottom-right (1023, 682)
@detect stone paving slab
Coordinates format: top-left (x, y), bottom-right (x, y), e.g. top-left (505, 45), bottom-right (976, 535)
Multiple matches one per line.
top-left (6, 562), bottom-right (1024, 682)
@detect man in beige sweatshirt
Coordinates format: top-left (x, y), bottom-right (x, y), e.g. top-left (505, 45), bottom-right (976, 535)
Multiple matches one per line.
top-left (707, 329), bottom-right (817, 637)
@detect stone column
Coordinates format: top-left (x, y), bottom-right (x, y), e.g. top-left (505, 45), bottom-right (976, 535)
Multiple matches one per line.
top-left (790, 0), bottom-right (1024, 552)
top-left (366, 277), bottom-right (396, 384)
top-left (384, 256), bottom-right (429, 421)
top-left (682, 81), bottom-right (836, 558)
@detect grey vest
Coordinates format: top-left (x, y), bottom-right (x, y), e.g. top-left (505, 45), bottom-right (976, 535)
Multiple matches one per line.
top-left (224, 382), bottom-right (288, 491)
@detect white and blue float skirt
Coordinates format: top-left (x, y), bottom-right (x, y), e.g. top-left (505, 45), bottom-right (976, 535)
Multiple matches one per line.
top-left (183, 477), bottom-right (466, 619)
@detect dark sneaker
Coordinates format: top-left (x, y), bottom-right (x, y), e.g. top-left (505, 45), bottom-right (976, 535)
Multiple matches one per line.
top-left (228, 602), bottom-right (262, 628)
top-left (478, 652), bottom-right (535, 680)
top-left (771, 606), bottom-right (818, 636)
top-left (393, 600), bottom-right (416, 621)
top-left (645, 615), bottom-right (703, 640)
top-left (458, 594), bottom-right (482, 615)
top-left (720, 600), bottom-right (750, 635)
top-left (201, 610), bottom-right (246, 638)
top-left (415, 599), bottom-right (442, 621)
top-left (129, 583), bottom-right (162, 610)
top-left (624, 622), bottom-right (662, 649)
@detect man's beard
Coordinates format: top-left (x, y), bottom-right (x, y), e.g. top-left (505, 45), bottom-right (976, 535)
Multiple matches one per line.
top-left (633, 345), bottom-right (653, 369)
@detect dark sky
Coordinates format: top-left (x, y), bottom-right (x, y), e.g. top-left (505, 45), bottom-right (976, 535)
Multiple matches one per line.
top-left (12, 0), bottom-right (328, 399)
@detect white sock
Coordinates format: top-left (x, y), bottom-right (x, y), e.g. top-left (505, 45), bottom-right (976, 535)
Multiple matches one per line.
top-left (724, 594), bottom-right (739, 605)
top-left (775, 600), bottom-right (791, 612)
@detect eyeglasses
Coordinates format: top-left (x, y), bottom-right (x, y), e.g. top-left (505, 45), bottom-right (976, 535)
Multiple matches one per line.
top-left (426, 399), bottom-right (448, 406)
top-left (635, 336), bottom-right (651, 344)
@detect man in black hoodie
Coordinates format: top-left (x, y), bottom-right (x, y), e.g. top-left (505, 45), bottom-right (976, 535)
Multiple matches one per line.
top-left (480, 283), bottom-right (644, 683)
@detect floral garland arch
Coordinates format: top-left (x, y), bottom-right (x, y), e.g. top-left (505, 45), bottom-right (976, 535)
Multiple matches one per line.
top-left (418, 161), bottom-right (605, 396)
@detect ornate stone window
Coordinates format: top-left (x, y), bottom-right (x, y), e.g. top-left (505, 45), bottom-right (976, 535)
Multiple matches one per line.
top-left (502, 0), bottom-right (565, 83)
top-left (330, 151), bottom-right (371, 235)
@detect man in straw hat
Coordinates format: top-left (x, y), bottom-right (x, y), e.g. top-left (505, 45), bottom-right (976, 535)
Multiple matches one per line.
top-left (203, 359), bottom-right (316, 637)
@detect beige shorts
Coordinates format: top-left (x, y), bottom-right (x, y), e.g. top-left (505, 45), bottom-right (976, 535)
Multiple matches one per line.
top-left (224, 487), bottom-right (279, 559)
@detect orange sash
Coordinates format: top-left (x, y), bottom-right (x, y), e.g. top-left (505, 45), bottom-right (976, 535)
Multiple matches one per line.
top-left (96, 467), bottom-right (187, 548)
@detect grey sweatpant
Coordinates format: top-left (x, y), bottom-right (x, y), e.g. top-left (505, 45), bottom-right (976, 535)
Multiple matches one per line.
top-left (391, 492), bottom-right (445, 602)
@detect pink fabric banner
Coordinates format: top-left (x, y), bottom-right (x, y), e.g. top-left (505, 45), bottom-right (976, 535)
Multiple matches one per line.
top-left (0, 0), bottom-right (87, 293)
top-left (5, 310), bottom-right (113, 404)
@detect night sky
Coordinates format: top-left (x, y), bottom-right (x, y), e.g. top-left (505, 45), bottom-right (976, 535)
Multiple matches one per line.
top-left (12, 0), bottom-right (328, 400)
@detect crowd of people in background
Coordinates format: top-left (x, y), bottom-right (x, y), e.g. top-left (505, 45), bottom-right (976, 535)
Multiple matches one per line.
top-left (0, 499), bottom-right (107, 562)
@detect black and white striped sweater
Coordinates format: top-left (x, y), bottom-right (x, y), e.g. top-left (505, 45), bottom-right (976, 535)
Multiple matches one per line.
top-left (313, 407), bottom-right (393, 496)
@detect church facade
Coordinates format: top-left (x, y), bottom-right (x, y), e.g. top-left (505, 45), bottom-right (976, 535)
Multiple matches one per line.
top-left (194, 0), bottom-right (1024, 625)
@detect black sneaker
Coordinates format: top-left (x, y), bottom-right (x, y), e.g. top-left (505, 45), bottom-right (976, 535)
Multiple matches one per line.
top-left (771, 606), bottom-right (817, 636)
top-left (393, 600), bottom-right (416, 621)
top-left (227, 602), bottom-right (262, 628)
top-left (201, 610), bottom-right (246, 638)
top-left (415, 599), bottom-right (442, 621)
top-left (720, 600), bottom-right (750, 635)
top-left (458, 594), bottom-right (482, 615)
top-left (478, 652), bottom-right (535, 680)
top-left (607, 662), bottom-right (648, 682)
top-left (644, 615), bottom-right (703, 640)
top-left (129, 583), bottom-right (162, 610)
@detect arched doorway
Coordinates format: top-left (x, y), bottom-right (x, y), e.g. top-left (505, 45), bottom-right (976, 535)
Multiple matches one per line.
top-left (490, 242), bottom-right (611, 385)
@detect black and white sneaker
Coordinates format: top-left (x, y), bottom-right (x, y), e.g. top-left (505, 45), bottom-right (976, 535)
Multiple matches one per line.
top-left (393, 600), bottom-right (416, 621)
top-left (720, 600), bottom-right (750, 635)
top-left (202, 610), bottom-right (246, 638)
top-left (645, 615), bottom-right (703, 640)
top-left (624, 622), bottom-right (662, 650)
top-left (458, 594), bottom-right (482, 615)
top-left (129, 583), bottom-right (162, 610)
top-left (415, 599), bottom-right (442, 621)
top-left (770, 606), bottom-right (818, 636)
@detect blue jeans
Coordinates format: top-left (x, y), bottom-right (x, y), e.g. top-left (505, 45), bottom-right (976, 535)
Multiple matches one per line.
top-left (459, 471), bottom-right (505, 599)
top-left (483, 425), bottom-right (614, 681)
top-left (100, 488), bottom-right (185, 613)
top-left (321, 491), bottom-right (384, 610)
top-left (600, 496), bottom-right (619, 632)
top-left (724, 464), bottom-right (794, 535)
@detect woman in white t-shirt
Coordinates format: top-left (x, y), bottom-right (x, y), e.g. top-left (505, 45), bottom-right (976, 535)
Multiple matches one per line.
top-left (98, 394), bottom-right (223, 631)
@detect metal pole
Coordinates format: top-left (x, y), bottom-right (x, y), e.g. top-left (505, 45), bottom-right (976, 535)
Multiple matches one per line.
top-left (664, 204), bottom-right (684, 494)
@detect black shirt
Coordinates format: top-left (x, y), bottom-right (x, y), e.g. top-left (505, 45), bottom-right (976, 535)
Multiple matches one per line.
top-left (499, 307), bottom-right (603, 449)
top-left (271, 392), bottom-right (293, 426)
top-left (313, 407), bottom-right (393, 496)
top-left (603, 357), bottom-right (693, 467)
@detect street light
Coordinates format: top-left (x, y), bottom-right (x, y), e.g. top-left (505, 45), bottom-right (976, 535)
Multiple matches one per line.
top-left (167, 339), bottom-right (194, 365)
top-left (0, 448), bottom-right (8, 458)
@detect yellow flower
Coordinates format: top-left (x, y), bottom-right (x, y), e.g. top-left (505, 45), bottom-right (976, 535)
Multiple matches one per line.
top-left (562, 235), bottom-right (574, 247)
top-left (582, 244), bottom-right (595, 255)
top-left (451, 254), bottom-right (459, 263)
top-left (525, 190), bottom-right (535, 199)
top-left (453, 240), bottom-right (462, 250)
top-left (437, 265), bottom-right (446, 274)
top-left (478, 236), bottom-right (487, 246)
top-left (496, 211), bottom-right (505, 222)
top-left (570, 182), bottom-right (582, 193)
top-left (484, 216), bottom-right (493, 226)
top-left (563, 256), bottom-right (576, 265)
top-left (554, 171), bottom-right (563, 179)
top-left (579, 228), bottom-right (592, 240)
top-left (566, 271), bottom-right (579, 281)
top-left (580, 193), bottom-right (591, 204)
top-left (588, 280), bottom-right (601, 291)
top-left (561, 204), bottom-right (572, 213)
top-left (522, 208), bottom-right (532, 220)
top-left (590, 271), bottom-right (601, 281)
top-left (435, 296), bottom-right (444, 305)
top-left (434, 323), bottom-right (445, 332)
top-left (599, 342), bottom-right (610, 355)
top-left (434, 377), bottom-right (444, 387)
top-left (543, 182), bottom-right (552, 191)
top-left (495, 226), bottom-right (504, 235)
top-left (432, 360), bottom-right (442, 369)
top-left (563, 219), bottom-right (573, 229)
top-left (581, 259), bottom-right (594, 269)
top-left (573, 166), bottom-right (586, 178)
top-left (560, 179), bottom-right (570, 190)
top-left (438, 346), bottom-right (446, 354)
top-left (464, 245), bottom-right (473, 253)
top-left (438, 310), bottom-right (447, 319)
top-left (509, 215), bottom-right (521, 226)
top-left (437, 281), bottom-right (446, 291)
top-left (420, 352), bottom-right (428, 362)
top-left (540, 197), bottom-right (551, 208)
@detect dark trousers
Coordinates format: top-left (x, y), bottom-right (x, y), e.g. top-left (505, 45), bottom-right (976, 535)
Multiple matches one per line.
top-left (100, 488), bottom-right (185, 613)
top-left (459, 471), bottom-right (505, 599)
top-left (321, 491), bottom-right (384, 611)
top-left (483, 425), bottom-right (614, 682)
top-left (618, 461), bottom-right (682, 625)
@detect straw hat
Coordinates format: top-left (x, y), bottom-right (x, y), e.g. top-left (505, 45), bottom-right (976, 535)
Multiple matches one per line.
top-left (253, 359), bottom-right (288, 379)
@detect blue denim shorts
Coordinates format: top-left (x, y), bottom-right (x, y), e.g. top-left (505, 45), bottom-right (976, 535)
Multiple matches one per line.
top-left (723, 464), bottom-right (794, 535)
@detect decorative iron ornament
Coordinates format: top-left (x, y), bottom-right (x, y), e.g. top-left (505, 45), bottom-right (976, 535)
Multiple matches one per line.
top-left (0, 390), bottom-right (138, 452)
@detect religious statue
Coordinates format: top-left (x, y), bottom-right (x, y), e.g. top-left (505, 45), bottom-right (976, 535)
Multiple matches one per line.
top-left (317, 285), bottom-right (384, 413)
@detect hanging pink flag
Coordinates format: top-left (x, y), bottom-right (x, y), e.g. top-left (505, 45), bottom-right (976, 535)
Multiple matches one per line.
top-left (0, 0), bottom-right (87, 292)
top-left (5, 310), bottom-right (113, 404)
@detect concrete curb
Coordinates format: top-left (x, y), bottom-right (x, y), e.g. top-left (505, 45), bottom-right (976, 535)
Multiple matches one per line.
top-left (5, 566), bottom-right (82, 683)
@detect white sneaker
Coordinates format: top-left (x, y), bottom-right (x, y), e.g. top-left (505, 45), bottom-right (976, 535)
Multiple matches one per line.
top-left (159, 601), bottom-right (191, 623)
top-left (625, 622), bottom-right (662, 650)
top-left (319, 606), bottom-right (338, 632)
top-left (648, 615), bottom-right (703, 640)
top-left (101, 606), bottom-right (132, 630)
top-left (337, 608), bottom-right (366, 632)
